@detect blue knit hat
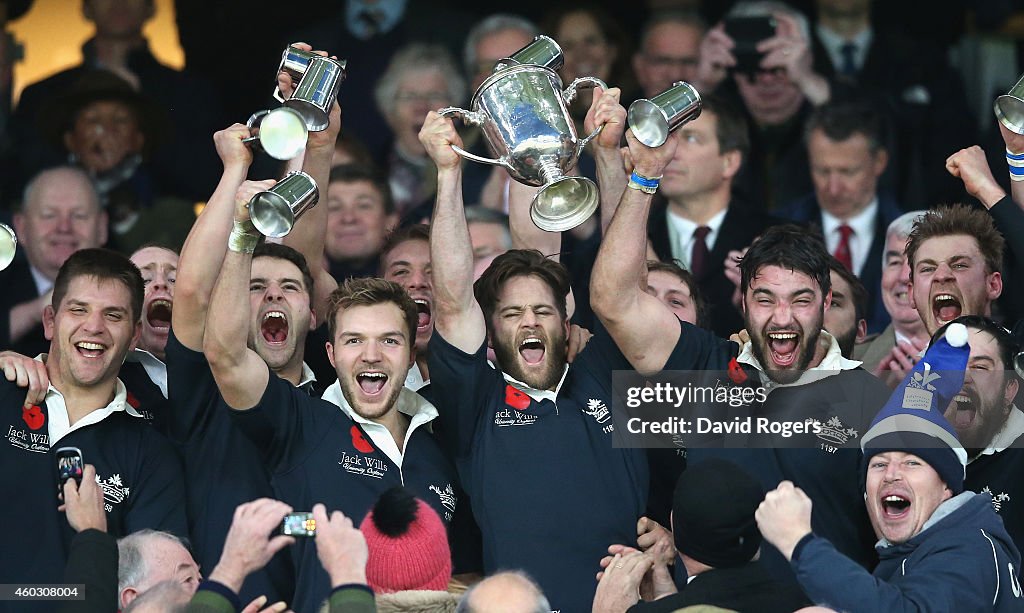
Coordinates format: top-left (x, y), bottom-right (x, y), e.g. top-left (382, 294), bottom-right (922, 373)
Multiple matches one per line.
top-left (861, 323), bottom-right (970, 493)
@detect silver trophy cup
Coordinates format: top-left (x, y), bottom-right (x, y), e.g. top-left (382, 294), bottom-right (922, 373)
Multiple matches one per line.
top-left (243, 107), bottom-right (308, 160)
top-left (439, 64), bottom-right (606, 232)
top-left (996, 73), bottom-right (1024, 134)
top-left (628, 81), bottom-right (702, 147)
top-left (0, 223), bottom-right (16, 271)
top-left (248, 171), bottom-right (320, 238)
top-left (272, 45), bottom-right (347, 132)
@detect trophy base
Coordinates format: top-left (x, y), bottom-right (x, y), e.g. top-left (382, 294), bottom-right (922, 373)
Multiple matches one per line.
top-left (260, 108), bottom-right (308, 160)
top-left (995, 95), bottom-right (1024, 135)
top-left (530, 176), bottom-right (599, 232)
top-left (628, 99), bottom-right (670, 147)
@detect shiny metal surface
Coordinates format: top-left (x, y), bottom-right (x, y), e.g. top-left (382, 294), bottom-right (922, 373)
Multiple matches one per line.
top-left (628, 81), bottom-right (702, 147)
top-left (285, 55), bottom-right (347, 132)
top-left (273, 46), bottom-right (318, 103)
top-left (249, 171), bottom-right (320, 238)
top-left (0, 223), bottom-right (16, 271)
top-left (243, 107), bottom-right (308, 160)
top-left (438, 63), bottom-right (605, 230)
top-left (494, 35), bottom-right (564, 72)
top-left (996, 73), bottom-right (1024, 135)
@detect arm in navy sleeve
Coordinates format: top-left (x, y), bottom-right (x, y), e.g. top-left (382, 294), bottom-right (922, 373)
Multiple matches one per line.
top-left (427, 332), bottom-right (498, 462)
top-left (60, 529), bottom-right (118, 613)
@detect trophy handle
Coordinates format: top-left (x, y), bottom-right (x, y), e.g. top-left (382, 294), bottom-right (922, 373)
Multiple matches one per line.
top-left (437, 107), bottom-right (512, 169)
top-left (562, 77), bottom-right (608, 151)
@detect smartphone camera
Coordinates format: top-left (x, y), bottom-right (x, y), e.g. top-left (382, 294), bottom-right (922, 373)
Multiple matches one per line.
top-left (55, 446), bottom-right (84, 493)
top-left (724, 16), bottom-right (778, 76)
top-left (281, 512), bottom-right (316, 537)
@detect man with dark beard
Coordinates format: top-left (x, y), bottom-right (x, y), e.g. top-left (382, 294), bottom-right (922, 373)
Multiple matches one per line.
top-left (937, 316), bottom-right (1024, 554)
top-left (419, 109), bottom-right (648, 613)
top-left (591, 128), bottom-right (891, 588)
top-left (825, 255), bottom-right (868, 359)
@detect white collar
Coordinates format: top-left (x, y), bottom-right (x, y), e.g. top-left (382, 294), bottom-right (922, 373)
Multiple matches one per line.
top-left (404, 362), bottom-right (429, 391)
top-left (665, 207), bottom-right (728, 264)
top-left (815, 24), bottom-right (873, 68)
top-left (973, 405), bottom-right (1024, 460)
top-left (737, 331), bottom-right (862, 392)
top-left (297, 362), bottom-right (316, 389)
top-left (821, 198), bottom-right (877, 240)
top-left (501, 365), bottom-right (569, 405)
top-left (35, 355), bottom-right (143, 445)
top-left (321, 379), bottom-right (438, 468)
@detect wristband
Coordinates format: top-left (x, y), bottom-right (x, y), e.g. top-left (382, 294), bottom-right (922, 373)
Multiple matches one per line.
top-left (1007, 150), bottom-right (1024, 181)
top-left (627, 171), bottom-right (662, 195)
top-left (227, 219), bottom-right (260, 253)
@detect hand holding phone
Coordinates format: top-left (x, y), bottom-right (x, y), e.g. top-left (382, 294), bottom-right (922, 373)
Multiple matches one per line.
top-left (724, 16), bottom-right (777, 76)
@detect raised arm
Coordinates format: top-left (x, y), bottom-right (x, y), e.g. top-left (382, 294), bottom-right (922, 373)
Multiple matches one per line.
top-left (419, 111), bottom-right (486, 353)
top-left (591, 130), bottom-right (682, 375)
top-left (202, 184), bottom-right (272, 410)
top-left (172, 125), bottom-right (252, 351)
top-left (584, 87), bottom-right (628, 234)
top-left (279, 43), bottom-right (341, 318)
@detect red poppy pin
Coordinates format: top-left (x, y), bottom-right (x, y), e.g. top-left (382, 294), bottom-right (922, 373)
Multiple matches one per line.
top-left (350, 425), bottom-right (375, 453)
top-left (22, 405), bottom-right (45, 431)
top-left (727, 357), bottom-right (748, 385)
top-left (504, 385), bottom-right (531, 411)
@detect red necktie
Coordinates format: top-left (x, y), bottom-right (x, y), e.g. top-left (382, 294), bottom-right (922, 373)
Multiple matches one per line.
top-left (690, 226), bottom-right (711, 280)
top-left (834, 224), bottom-right (854, 272)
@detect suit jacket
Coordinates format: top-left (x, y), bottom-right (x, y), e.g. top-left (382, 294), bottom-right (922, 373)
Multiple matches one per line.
top-left (0, 256), bottom-right (49, 357)
top-left (781, 192), bottom-right (904, 335)
top-left (854, 323), bottom-right (895, 374)
top-left (647, 197), bottom-right (782, 338)
top-left (630, 561), bottom-right (811, 613)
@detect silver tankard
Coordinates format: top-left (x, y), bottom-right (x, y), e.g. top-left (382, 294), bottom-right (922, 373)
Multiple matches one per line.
top-left (439, 64), bottom-right (606, 231)
top-left (272, 45), bottom-right (347, 132)
top-left (248, 171), bottom-right (320, 238)
top-left (243, 107), bottom-right (308, 160)
top-left (628, 81), bottom-right (702, 147)
top-left (0, 223), bottom-right (16, 271)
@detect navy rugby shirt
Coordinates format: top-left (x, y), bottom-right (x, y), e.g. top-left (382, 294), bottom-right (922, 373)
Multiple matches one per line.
top-left (427, 326), bottom-right (648, 613)
top-left (666, 319), bottom-right (887, 577)
top-left (119, 349), bottom-right (170, 435)
top-left (965, 407), bottom-right (1024, 556)
top-left (164, 329), bottom-right (295, 606)
top-left (0, 375), bottom-right (186, 613)
top-left (230, 369), bottom-right (458, 613)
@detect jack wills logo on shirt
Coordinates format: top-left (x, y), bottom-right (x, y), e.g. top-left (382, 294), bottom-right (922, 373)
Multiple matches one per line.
top-left (430, 483), bottom-right (457, 521)
top-left (95, 473), bottom-right (130, 513)
top-left (338, 451), bottom-right (388, 479)
top-left (7, 424), bottom-right (49, 453)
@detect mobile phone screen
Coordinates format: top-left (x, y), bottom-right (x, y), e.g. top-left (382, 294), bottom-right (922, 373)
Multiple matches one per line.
top-left (56, 447), bottom-right (84, 488)
top-left (281, 512), bottom-right (316, 537)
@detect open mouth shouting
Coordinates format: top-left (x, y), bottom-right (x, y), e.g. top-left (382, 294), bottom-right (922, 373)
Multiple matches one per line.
top-left (519, 336), bottom-right (546, 366)
top-left (950, 390), bottom-right (978, 430)
top-left (261, 310), bottom-right (289, 345)
top-left (880, 492), bottom-right (912, 521)
top-left (356, 370), bottom-right (388, 397)
top-left (765, 330), bottom-right (800, 368)
top-left (75, 340), bottom-right (107, 358)
top-left (931, 292), bottom-right (962, 327)
top-left (414, 299), bottom-right (432, 334)
top-left (146, 299), bottom-right (172, 332)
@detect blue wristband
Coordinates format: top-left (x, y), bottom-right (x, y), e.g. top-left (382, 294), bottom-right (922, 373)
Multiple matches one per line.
top-left (1007, 149), bottom-right (1024, 162)
top-left (629, 171), bottom-right (661, 188)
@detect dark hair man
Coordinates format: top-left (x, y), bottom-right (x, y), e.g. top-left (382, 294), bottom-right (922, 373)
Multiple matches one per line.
top-left (204, 209), bottom-right (458, 613)
top-left (591, 128), bottom-right (891, 586)
top-left (938, 316), bottom-right (1024, 554)
top-left (825, 254), bottom-right (868, 359)
top-left (0, 248), bottom-right (186, 612)
top-left (785, 100), bottom-right (902, 335)
top-left (419, 108), bottom-right (649, 612)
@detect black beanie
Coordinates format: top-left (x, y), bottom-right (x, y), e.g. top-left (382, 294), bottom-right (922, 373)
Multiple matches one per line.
top-left (672, 458), bottom-right (764, 568)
